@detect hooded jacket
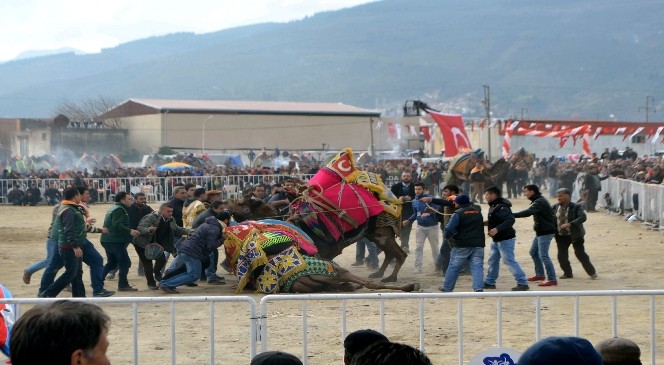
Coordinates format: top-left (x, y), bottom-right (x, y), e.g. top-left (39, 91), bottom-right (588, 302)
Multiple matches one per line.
top-left (178, 215), bottom-right (223, 260)
top-left (486, 197), bottom-right (516, 242)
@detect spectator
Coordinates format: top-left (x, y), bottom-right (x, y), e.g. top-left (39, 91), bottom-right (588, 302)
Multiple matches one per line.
top-left (349, 341), bottom-right (432, 365)
top-left (595, 337), bottom-right (642, 365)
top-left (7, 185), bottom-right (25, 205)
top-left (9, 300), bottom-right (111, 365)
top-left (44, 183), bottom-right (62, 205)
top-left (251, 351), bottom-right (302, 365)
top-left (518, 336), bottom-right (602, 365)
top-left (25, 182), bottom-right (41, 205)
top-left (343, 329), bottom-right (389, 365)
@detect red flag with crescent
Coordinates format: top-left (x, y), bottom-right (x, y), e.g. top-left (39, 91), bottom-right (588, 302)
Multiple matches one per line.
top-left (427, 111), bottom-right (472, 157)
top-left (325, 148), bottom-right (357, 180)
top-left (420, 126), bottom-right (431, 141)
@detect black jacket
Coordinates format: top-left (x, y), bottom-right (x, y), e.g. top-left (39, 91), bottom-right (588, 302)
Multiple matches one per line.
top-left (448, 204), bottom-right (485, 248)
top-left (551, 201), bottom-right (586, 242)
top-left (487, 198), bottom-right (516, 242)
top-left (513, 193), bottom-right (556, 235)
top-left (390, 181), bottom-right (416, 219)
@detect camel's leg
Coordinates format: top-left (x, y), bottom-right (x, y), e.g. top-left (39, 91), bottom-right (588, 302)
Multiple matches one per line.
top-left (366, 228), bottom-right (406, 282)
top-left (335, 268), bottom-right (419, 292)
top-left (289, 275), bottom-right (329, 293)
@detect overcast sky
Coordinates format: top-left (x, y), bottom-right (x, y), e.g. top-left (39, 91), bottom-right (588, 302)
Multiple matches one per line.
top-left (0, 0), bottom-right (377, 62)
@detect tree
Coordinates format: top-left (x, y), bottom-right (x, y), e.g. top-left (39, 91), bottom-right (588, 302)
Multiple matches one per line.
top-left (53, 96), bottom-right (125, 128)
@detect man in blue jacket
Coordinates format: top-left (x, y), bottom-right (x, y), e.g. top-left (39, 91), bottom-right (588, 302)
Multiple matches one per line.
top-left (401, 182), bottom-right (440, 273)
top-left (158, 212), bottom-right (229, 294)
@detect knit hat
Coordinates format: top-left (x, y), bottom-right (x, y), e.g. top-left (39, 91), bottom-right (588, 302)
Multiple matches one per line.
top-left (343, 329), bottom-right (389, 358)
top-left (250, 351), bottom-right (302, 365)
top-left (518, 336), bottom-right (603, 365)
top-left (454, 194), bottom-right (470, 205)
top-left (595, 337), bottom-right (641, 365)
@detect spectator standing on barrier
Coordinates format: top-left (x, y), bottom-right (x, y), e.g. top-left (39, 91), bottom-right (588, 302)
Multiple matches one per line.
top-left (9, 300), bottom-right (112, 365)
top-left (158, 211), bottom-right (229, 294)
top-left (44, 183), bottom-right (62, 205)
top-left (402, 182), bottom-right (440, 273)
top-left (440, 194), bottom-right (485, 292)
top-left (513, 184), bottom-right (558, 287)
top-left (391, 172), bottom-right (416, 254)
top-left (134, 203), bottom-right (190, 290)
top-left (482, 186), bottom-right (529, 291)
top-left (101, 192), bottom-right (141, 292)
top-left (552, 188), bottom-right (598, 280)
top-left (343, 329), bottom-right (390, 365)
top-left (168, 186), bottom-right (188, 227)
top-left (39, 188), bottom-right (86, 298)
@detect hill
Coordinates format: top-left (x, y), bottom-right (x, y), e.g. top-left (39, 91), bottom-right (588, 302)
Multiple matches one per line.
top-left (0, 0), bottom-right (662, 120)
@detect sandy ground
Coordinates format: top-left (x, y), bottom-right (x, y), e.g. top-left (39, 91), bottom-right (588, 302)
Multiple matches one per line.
top-left (1, 197), bottom-right (664, 365)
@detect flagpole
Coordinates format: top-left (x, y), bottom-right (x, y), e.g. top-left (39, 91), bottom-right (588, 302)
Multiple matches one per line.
top-left (370, 118), bottom-right (376, 158)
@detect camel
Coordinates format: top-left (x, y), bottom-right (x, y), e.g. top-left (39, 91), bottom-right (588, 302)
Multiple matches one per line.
top-left (445, 150), bottom-right (510, 188)
top-left (226, 191), bottom-right (407, 283)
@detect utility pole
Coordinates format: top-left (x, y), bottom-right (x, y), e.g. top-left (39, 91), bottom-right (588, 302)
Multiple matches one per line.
top-left (520, 108), bottom-right (528, 121)
top-left (638, 96), bottom-right (656, 123)
top-left (482, 85), bottom-right (492, 161)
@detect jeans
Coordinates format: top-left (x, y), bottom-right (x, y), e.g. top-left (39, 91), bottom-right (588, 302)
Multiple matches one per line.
top-left (529, 234), bottom-right (557, 281)
top-left (355, 237), bottom-right (379, 267)
top-left (204, 250), bottom-right (219, 281)
top-left (41, 249), bottom-right (84, 298)
top-left (484, 238), bottom-right (528, 286)
top-left (442, 247), bottom-right (484, 292)
top-left (435, 236), bottom-right (451, 272)
top-left (548, 177), bottom-right (559, 198)
top-left (555, 235), bottom-right (596, 277)
top-left (399, 223), bottom-right (413, 250)
top-left (101, 241), bottom-right (132, 288)
top-left (38, 239), bottom-right (106, 295)
top-left (160, 252), bottom-right (201, 288)
top-left (25, 237), bottom-right (57, 274)
top-left (414, 225), bottom-right (439, 270)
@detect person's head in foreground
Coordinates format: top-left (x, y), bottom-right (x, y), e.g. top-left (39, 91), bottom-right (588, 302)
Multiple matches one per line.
top-left (595, 337), bottom-right (642, 365)
top-left (518, 336), bottom-right (602, 365)
top-left (343, 329), bottom-right (389, 365)
top-left (250, 350), bottom-right (303, 365)
top-left (349, 341), bottom-right (432, 365)
top-left (10, 300), bottom-right (111, 365)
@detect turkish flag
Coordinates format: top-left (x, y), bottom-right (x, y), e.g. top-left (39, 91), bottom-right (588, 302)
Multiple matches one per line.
top-left (420, 126), bottom-right (431, 141)
top-left (427, 111), bottom-right (472, 157)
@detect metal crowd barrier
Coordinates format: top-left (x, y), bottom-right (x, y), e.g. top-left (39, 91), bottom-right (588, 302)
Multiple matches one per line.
top-left (0, 174), bottom-right (315, 205)
top-left (603, 177), bottom-right (664, 223)
top-left (3, 290), bottom-right (662, 365)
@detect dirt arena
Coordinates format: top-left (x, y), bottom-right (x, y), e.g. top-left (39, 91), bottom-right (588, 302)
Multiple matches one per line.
top-left (1, 197), bottom-right (663, 364)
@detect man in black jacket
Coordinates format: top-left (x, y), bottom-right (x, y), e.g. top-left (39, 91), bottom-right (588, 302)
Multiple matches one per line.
top-left (552, 188), bottom-right (598, 280)
top-left (514, 184), bottom-right (558, 287)
top-left (482, 186), bottom-right (529, 291)
top-left (390, 171), bottom-right (416, 253)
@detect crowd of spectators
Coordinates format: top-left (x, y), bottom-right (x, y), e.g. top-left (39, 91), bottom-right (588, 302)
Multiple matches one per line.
top-left (1, 147), bottom-right (663, 206)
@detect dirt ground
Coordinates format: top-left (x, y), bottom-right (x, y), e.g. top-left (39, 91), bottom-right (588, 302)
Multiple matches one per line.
top-left (1, 197), bottom-right (663, 365)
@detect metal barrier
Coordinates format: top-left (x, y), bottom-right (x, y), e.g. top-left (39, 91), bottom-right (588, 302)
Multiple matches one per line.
top-left (2, 291), bottom-right (663, 364)
top-left (259, 291), bottom-right (664, 365)
top-left (0, 296), bottom-right (258, 365)
top-left (0, 174), bottom-right (315, 205)
top-left (603, 177), bottom-right (664, 223)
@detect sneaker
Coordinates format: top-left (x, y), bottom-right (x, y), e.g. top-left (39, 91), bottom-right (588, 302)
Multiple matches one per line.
top-left (590, 273), bottom-right (599, 279)
top-left (483, 283), bottom-right (496, 289)
top-left (474, 289), bottom-right (484, 292)
top-left (118, 285), bottom-right (139, 292)
top-left (438, 286), bottom-right (452, 292)
top-left (105, 273), bottom-right (116, 280)
top-left (22, 271), bottom-right (32, 285)
top-left (511, 284), bottom-right (530, 291)
top-left (148, 285), bottom-right (159, 291)
top-left (220, 261), bottom-right (233, 274)
top-left (93, 289), bottom-right (116, 297)
top-left (186, 282), bottom-right (198, 287)
top-left (559, 274), bottom-right (574, 279)
top-left (527, 275), bottom-right (545, 282)
top-left (537, 280), bottom-right (558, 287)
top-left (159, 285), bottom-right (180, 294)
top-left (351, 261), bottom-right (364, 266)
top-left (207, 278), bottom-right (226, 285)
top-left (413, 267), bottom-right (422, 274)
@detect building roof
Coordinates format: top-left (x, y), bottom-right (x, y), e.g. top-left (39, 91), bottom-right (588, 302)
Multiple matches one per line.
top-left (101, 98), bottom-right (381, 119)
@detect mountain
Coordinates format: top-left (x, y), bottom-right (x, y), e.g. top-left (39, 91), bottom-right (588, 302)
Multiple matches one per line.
top-left (0, 0), bottom-right (663, 121)
top-left (12, 47), bottom-right (86, 61)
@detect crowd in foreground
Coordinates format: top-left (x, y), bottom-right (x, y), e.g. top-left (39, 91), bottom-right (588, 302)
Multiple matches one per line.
top-left (6, 299), bottom-right (645, 365)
